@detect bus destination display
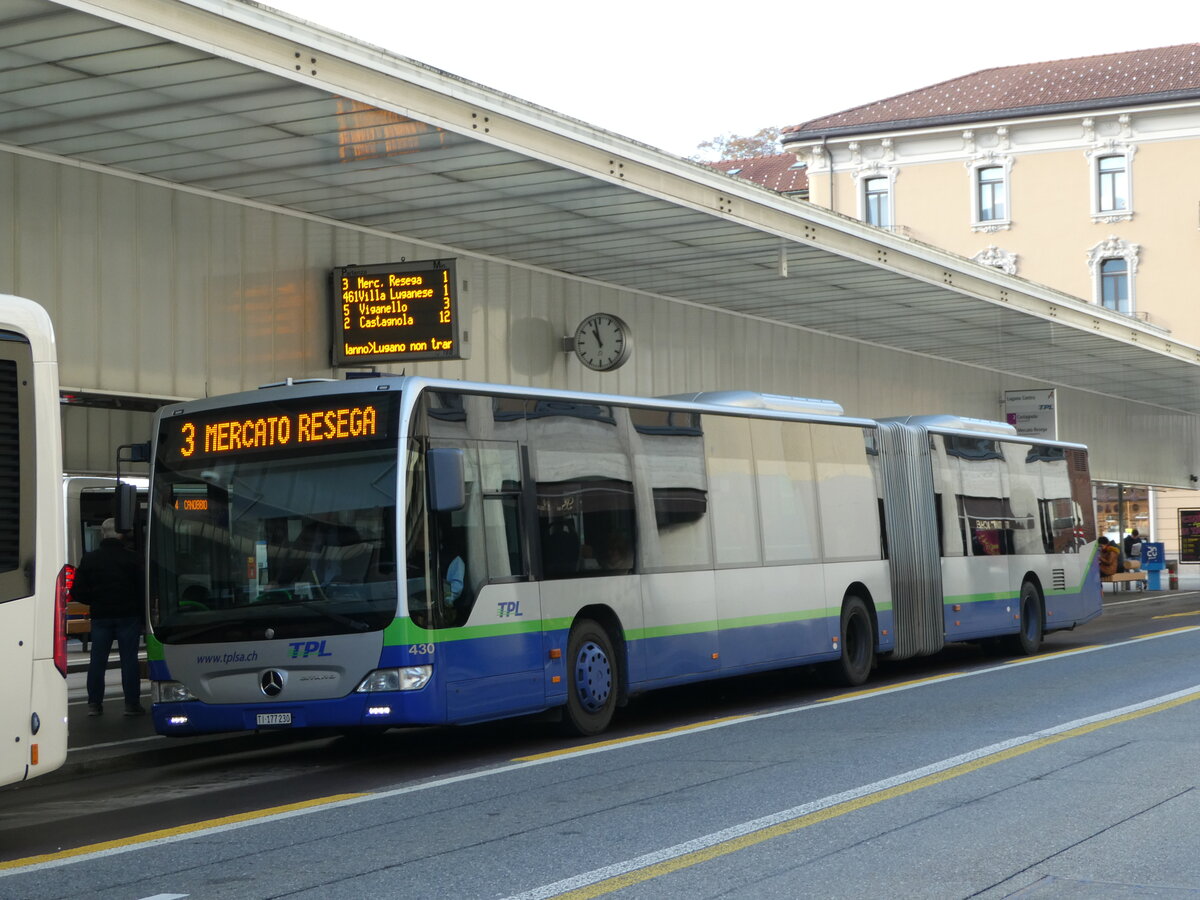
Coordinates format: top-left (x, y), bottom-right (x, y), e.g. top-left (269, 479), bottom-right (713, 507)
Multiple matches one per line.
top-left (332, 259), bottom-right (459, 365)
top-left (160, 395), bottom-right (396, 465)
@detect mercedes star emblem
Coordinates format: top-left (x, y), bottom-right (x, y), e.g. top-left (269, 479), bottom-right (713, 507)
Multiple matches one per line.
top-left (260, 669), bottom-right (285, 697)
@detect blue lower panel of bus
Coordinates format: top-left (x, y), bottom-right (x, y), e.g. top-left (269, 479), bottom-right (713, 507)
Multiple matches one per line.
top-left (945, 594), bottom-right (1018, 641)
top-left (149, 602), bottom-right (902, 735)
top-left (944, 582), bottom-right (1100, 643)
top-left (715, 616), bottom-right (838, 671)
top-left (152, 690), bottom-right (450, 735)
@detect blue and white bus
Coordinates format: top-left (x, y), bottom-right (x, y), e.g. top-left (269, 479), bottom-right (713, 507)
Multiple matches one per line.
top-left (146, 377), bottom-right (1100, 737)
top-left (0, 295), bottom-right (69, 785)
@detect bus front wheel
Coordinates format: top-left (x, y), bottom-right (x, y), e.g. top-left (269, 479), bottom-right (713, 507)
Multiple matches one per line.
top-left (563, 619), bottom-right (619, 736)
top-left (828, 596), bottom-right (874, 686)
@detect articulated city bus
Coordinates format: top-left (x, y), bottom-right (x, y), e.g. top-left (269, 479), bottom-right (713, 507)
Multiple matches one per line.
top-left (146, 377), bottom-right (1100, 737)
top-left (0, 295), bottom-right (69, 785)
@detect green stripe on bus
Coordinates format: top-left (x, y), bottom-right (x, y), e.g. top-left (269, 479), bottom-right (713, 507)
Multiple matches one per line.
top-left (945, 546), bottom-right (1099, 605)
top-left (383, 608), bottom-right (846, 646)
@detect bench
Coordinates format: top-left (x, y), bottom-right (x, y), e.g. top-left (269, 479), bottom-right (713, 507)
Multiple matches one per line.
top-left (65, 601), bottom-right (91, 651)
top-left (1101, 571), bottom-right (1148, 591)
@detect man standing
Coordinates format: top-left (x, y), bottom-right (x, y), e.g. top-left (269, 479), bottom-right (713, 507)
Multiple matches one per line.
top-left (1123, 528), bottom-right (1141, 559)
top-left (72, 518), bottom-right (145, 716)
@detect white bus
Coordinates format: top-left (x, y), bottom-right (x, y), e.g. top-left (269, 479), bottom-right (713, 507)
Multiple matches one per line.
top-left (63, 475), bottom-right (149, 565)
top-left (0, 295), bottom-right (69, 785)
top-left (145, 378), bottom-right (1101, 737)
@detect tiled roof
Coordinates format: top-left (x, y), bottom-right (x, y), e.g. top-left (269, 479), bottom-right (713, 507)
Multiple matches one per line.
top-left (783, 44), bottom-right (1200, 139)
top-left (704, 153), bottom-right (808, 194)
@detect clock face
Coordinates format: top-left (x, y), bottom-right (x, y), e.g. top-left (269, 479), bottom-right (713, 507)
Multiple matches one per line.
top-left (573, 313), bottom-right (631, 371)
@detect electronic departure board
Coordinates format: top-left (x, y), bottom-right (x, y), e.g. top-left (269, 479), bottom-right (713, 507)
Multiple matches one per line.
top-left (1180, 509), bottom-right (1200, 564)
top-left (331, 259), bottom-right (459, 365)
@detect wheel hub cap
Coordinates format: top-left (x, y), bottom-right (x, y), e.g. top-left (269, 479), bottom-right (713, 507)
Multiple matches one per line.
top-left (574, 640), bottom-right (612, 712)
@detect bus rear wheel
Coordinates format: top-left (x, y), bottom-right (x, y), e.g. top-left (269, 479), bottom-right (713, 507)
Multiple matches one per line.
top-left (827, 596), bottom-right (874, 686)
top-left (563, 619), bottom-right (619, 736)
top-left (1005, 581), bottom-right (1044, 655)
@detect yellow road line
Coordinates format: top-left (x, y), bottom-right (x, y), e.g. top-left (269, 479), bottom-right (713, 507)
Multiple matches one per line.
top-left (821, 673), bottom-right (962, 701)
top-left (1152, 611), bottom-right (1200, 620)
top-left (1009, 645), bottom-right (1101, 661)
top-left (531, 689), bottom-right (1200, 900)
top-left (1138, 625), bottom-right (1200, 638)
top-left (0, 793), bottom-right (367, 870)
top-left (514, 716), bottom-right (750, 761)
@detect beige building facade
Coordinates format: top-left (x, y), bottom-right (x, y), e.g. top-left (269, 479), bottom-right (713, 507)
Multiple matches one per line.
top-left (783, 44), bottom-right (1200, 564)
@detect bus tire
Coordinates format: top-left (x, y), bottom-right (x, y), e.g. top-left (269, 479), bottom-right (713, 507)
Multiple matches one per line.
top-left (830, 596), bottom-right (874, 686)
top-left (1006, 581), bottom-right (1044, 655)
top-left (563, 619), bottom-right (618, 736)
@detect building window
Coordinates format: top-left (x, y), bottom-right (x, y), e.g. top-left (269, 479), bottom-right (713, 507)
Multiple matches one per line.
top-left (1099, 259), bottom-right (1129, 312)
top-left (976, 166), bottom-right (1006, 222)
top-left (968, 155), bottom-right (1012, 231)
top-left (1097, 156), bottom-right (1128, 212)
top-left (864, 176), bottom-right (891, 228)
top-left (1088, 144), bottom-right (1135, 223)
top-left (1088, 235), bottom-right (1139, 314)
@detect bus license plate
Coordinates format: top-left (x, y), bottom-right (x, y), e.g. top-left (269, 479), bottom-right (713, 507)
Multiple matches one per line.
top-left (256, 713), bottom-right (292, 727)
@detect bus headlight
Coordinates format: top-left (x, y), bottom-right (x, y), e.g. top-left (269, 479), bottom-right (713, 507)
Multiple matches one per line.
top-left (356, 666), bottom-right (431, 693)
top-left (153, 681), bottom-right (197, 703)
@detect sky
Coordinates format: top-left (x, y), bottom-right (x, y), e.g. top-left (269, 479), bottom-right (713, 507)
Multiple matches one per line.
top-left (262, 0), bottom-right (1197, 159)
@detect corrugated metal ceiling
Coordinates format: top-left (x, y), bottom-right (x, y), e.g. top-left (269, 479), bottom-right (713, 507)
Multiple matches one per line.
top-left (4, 0), bottom-right (1200, 411)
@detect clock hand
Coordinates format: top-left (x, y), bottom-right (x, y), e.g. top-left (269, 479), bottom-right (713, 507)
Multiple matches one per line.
top-left (593, 324), bottom-right (603, 348)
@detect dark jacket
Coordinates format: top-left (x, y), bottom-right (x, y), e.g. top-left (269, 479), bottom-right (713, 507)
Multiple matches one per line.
top-left (72, 538), bottom-right (144, 620)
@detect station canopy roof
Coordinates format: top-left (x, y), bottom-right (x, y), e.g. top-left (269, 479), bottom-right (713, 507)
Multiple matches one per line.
top-left (5, 0), bottom-right (1200, 412)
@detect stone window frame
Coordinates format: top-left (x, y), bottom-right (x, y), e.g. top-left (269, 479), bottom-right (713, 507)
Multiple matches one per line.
top-left (1087, 142), bottom-right (1136, 224)
top-left (967, 153), bottom-right (1013, 233)
top-left (854, 163), bottom-right (897, 229)
top-left (1087, 235), bottom-right (1139, 314)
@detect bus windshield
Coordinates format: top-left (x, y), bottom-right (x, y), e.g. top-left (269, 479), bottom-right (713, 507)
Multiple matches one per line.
top-left (149, 446), bottom-right (399, 644)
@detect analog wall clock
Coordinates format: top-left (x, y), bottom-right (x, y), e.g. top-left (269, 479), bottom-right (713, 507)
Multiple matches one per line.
top-left (573, 313), bottom-right (631, 372)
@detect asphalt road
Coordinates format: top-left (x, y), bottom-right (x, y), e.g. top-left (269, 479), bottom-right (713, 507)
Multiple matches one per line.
top-left (1, 589), bottom-right (1198, 899)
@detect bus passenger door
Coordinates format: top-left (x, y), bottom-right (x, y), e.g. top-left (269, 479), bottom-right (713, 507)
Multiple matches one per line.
top-left (428, 439), bottom-right (544, 723)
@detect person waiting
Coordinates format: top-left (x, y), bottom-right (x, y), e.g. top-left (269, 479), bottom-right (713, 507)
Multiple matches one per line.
top-left (1098, 536), bottom-right (1120, 578)
top-left (72, 519), bottom-right (145, 716)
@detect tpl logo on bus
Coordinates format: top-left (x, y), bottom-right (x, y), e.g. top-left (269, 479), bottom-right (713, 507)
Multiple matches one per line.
top-left (497, 602), bottom-right (524, 618)
top-left (288, 640), bottom-right (334, 659)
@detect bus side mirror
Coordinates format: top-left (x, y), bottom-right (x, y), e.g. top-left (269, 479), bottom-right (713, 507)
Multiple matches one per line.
top-left (114, 482), bottom-right (139, 532)
top-left (428, 448), bottom-right (465, 512)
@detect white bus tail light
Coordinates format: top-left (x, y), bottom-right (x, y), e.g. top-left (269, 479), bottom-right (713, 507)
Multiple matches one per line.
top-left (53, 565), bottom-right (72, 677)
top-left (356, 666), bottom-right (431, 693)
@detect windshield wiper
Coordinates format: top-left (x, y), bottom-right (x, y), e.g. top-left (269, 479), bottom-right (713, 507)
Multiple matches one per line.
top-left (295, 567), bottom-right (371, 633)
top-left (159, 621), bottom-right (236, 643)
top-left (295, 600), bottom-right (370, 633)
